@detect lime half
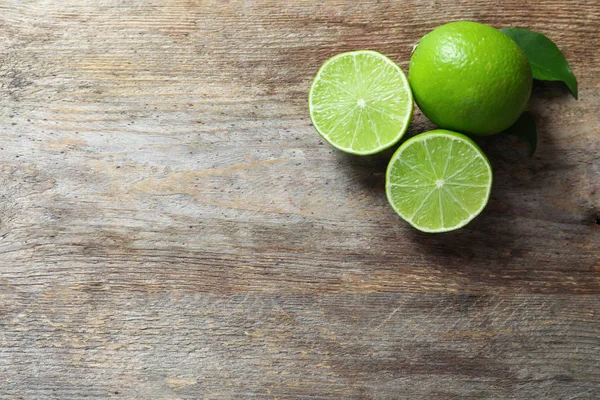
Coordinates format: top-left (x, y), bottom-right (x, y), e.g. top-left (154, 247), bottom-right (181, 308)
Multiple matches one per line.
top-left (309, 50), bottom-right (413, 155)
top-left (386, 130), bottom-right (493, 233)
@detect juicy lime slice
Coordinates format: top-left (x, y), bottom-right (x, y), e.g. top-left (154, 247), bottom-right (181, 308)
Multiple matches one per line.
top-left (309, 50), bottom-right (413, 155)
top-left (386, 130), bottom-right (493, 233)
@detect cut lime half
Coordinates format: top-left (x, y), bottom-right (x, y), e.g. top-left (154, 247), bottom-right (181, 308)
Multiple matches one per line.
top-left (309, 50), bottom-right (413, 155)
top-left (386, 130), bottom-right (493, 233)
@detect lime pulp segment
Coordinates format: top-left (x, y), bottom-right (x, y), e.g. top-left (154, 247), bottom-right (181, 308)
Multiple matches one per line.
top-left (386, 130), bottom-right (493, 233)
top-left (309, 50), bottom-right (413, 155)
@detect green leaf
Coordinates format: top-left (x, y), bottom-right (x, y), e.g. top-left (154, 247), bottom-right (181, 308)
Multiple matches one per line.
top-left (501, 28), bottom-right (578, 99)
top-left (503, 112), bottom-right (537, 156)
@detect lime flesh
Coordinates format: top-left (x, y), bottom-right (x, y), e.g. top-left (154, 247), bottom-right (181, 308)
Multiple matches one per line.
top-left (386, 130), bottom-right (493, 233)
top-left (309, 50), bottom-right (413, 155)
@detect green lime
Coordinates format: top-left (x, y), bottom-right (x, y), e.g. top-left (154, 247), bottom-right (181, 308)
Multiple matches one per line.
top-left (409, 21), bottom-right (532, 136)
top-left (386, 129), bottom-right (492, 233)
top-left (309, 50), bottom-right (413, 155)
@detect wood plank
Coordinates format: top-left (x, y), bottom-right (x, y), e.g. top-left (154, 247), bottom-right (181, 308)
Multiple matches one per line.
top-left (1, 0), bottom-right (599, 398)
top-left (1, 292), bottom-right (599, 399)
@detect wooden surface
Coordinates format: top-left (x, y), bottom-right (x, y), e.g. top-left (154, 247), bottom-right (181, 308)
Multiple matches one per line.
top-left (1, 1), bottom-right (599, 398)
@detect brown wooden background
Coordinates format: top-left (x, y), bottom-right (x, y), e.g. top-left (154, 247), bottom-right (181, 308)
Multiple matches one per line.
top-left (1, 1), bottom-right (599, 399)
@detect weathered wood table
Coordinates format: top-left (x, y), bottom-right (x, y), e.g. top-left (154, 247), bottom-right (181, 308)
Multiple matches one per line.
top-left (1, 1), bottom-right (599, 398)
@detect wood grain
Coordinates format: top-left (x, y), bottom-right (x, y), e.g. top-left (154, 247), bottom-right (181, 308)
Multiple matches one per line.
top-left (0, 1), bottom-right (599, 398)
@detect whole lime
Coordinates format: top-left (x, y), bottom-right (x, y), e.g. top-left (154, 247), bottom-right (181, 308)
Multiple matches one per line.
top-left (409, 21), bottom-right (533, 136)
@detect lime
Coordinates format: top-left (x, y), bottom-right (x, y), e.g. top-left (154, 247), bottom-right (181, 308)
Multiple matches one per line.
top-left (409, 21), bottom-right (532, 136)
top-left (309, 50), bottom-right (413, 155)
top-left (386, 129), bottom-right (492, 233)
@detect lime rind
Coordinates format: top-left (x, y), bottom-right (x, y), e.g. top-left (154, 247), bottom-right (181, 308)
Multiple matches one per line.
top-left (309, 50), bottom-right (413, 155)
top-left (385, 130), bottom-right (493, 233)
top-left (408, 21), bottom-right (532, 136)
